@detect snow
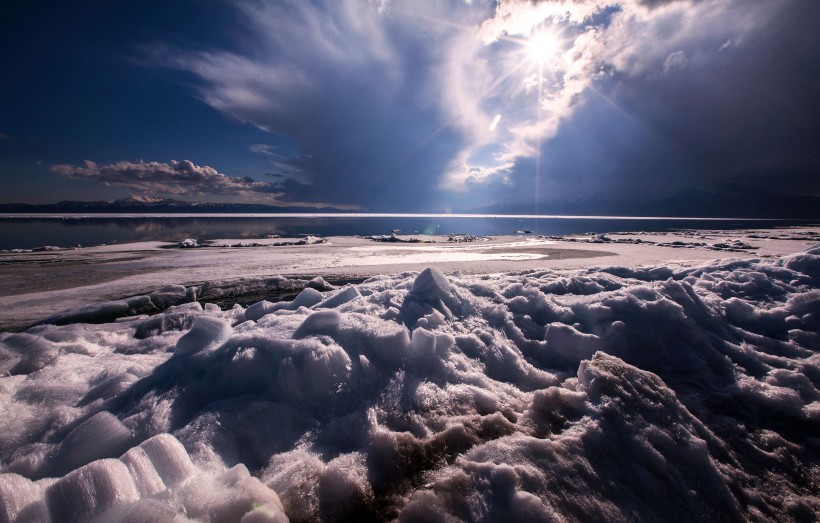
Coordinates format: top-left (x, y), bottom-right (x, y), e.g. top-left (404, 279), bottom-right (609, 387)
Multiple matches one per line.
top-left (0, 228), bottom-right (818, 521)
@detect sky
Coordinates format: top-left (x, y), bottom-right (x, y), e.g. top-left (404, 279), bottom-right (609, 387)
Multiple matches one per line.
top-left (1, 0), bottom-right (818, 212)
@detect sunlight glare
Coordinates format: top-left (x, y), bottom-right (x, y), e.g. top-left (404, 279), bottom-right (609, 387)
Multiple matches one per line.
top-left (527, 31), bottom-right (560, 65)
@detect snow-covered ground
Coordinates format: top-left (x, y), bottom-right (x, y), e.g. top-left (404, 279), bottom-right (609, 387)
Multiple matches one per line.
top-left (0, 227), bottom-right (818, 521)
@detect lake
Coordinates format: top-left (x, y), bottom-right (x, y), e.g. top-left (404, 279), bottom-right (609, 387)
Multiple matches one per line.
top-left (0, 214), bottom-right (815, 250)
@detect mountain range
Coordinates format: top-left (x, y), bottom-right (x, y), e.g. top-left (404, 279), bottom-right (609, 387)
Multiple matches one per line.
top-left (0, 184), bottom-right (818, 218)
top-left (465, 184), bottom-right (820, 219)
top-left (0, 195), bottom-right (347, 214)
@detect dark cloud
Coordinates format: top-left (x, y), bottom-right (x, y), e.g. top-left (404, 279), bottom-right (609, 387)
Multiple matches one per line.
top-left (157, 0), bottom-right (482, 211)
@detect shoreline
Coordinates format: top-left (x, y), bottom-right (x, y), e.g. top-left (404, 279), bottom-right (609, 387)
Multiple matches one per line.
top-left (1, 227), bottom-right (818, 331)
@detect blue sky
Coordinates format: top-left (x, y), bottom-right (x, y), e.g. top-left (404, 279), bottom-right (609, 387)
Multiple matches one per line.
top-left (1, 0), bottom-right (818, 211)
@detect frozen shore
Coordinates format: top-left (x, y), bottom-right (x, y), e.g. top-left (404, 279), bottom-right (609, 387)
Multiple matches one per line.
top-left (1, 228), bottom-right (817, 331)
top-left (0, 227), bottom-right (818, 521)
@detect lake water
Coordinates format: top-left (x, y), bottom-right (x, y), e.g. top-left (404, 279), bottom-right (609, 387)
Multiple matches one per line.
top-left (0, 214), bottom-right (815, 250)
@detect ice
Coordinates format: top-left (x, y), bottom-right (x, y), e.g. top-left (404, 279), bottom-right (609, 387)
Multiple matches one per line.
top-left (45, 459), bottom-right (140, 522)
top-left (244, 300), bottom-right (277, 322)
top-left (1, 241), bottom-right (819, 521)
top-left (174, 316), bottom-right (233, 357)
top-left (177, 238), bottom-right (199, 248)
top-left (290, 287), bottom-right (323, 309)
top-left (1, 333), bottom-right (58, 375)
top-left (0, 473), bottom-right (49, 523)
top-left (120, 434), bottom-right (196, 496)
top-left (89, 498), bottom-right (179, 523)
top-left (4, 432), bottom-right (286, 522)
top-left (48, 411), bottom-right (134, 477)
top-left (315, 285), bottom-right (361, 309)
top-left (307, 276), bottom-right (333, 291)
top-left (148, 284), bottom-right (190, 309)
top-left (295, 310), bottom-right (342, 337)
top-left (43, 296), bottom-right (154, 326)
top-left (410, 267), bottom-right (452, 301)
top-left (181, 464), bottom-right (287, 522)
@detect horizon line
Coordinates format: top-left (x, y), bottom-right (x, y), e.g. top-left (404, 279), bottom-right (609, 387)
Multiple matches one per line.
top-left (0, 212), bottom-right (802, 221)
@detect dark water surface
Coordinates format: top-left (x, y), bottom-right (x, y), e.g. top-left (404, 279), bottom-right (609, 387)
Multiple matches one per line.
top-left (0, 214), bottom-right (814, 250)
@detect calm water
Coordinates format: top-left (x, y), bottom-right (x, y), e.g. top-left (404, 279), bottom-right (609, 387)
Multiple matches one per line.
top-left (0, 214), bottom-right (815, 250)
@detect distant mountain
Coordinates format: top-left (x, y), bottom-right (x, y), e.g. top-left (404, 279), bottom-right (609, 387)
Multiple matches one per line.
top-left (642, 183), bottom-right (820, 218)
top-left (0, 195), bottom-right (347, 214)
top-left (2, 185), bottom-right (818, 218)
top-left (467, 184), bottom-right (820, 219)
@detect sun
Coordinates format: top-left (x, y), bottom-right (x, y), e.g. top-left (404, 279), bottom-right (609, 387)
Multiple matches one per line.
top-left (526, 30), bottom-right (561, 66)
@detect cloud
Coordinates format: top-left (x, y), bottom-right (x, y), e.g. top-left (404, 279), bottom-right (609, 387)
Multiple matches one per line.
top-left (51, 160), bottom-right (286, 202)
top-left (440, 0), bottom-right (785, 193)
top-left (0, 132), bottom-right (8, 140)
top-left (248, 144), bottom-right (276, 156)
top-left (152, 0), bottom-right (814, 209)
top-left (151, 0), bottom-right (483, 210)
top-left (662, 51), bottom-right (688, 76)
top-left (248, 144), bottom-right (306, 180)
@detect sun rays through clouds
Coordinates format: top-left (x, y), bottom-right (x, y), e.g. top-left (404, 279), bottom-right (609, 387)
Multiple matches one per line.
top-left (133, 0), bottom-right (796, 209)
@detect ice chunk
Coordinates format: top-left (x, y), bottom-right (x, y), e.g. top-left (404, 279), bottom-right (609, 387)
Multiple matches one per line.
top-left (92, 498), bottom-right (178, 523)
top-left (80, 373), bottom-right (139, 405)
top-left (0, 344), bottom-right (20, 375)
top-left (411, 267), bottom-right (451, 301)
top-left (177, 238), bottom-right (199, 248)
top-left (245, 300), bottom-right (276, 321)
top-left (133, 302), bottom-right (203, 339)
top-left (295, 310), bottom-right (342, 337)
top-left (291, 287), bottom-right (323, 309)
top-left (0, 473), bottom-right (49, 523)
top-left (49, 411), bottom-right (133, 476)
top-left (174, 316), bottom-right (233, 357)
top-left (278, 340), bottom-right (352, 401)
top-left (137, 433), bottom-right (196, 486)
top-left (308, 276), bottom-right (333, 291)
top-left (118, 447), bottom-right (165, 498)
top-left (339, 314), bottom-right (411, 367)
top-left (315, 286), bottom-right (361, 309)
top-left (784, 250), bottom-right (820, 280)
top-left (44, 294), bottom-right (159, 326)
top-left (120, 433), bottom-right (196, 497)
top-left (148, 284), bottom-right (188, 309)
top-left (45, 459), bottom-right (140, 522)
top-left (180, 464), bottom-right (287, 522)
top-left (543, 323), bottom-right (601, 365)
top-left (2, 333), bottom-right (58, 375)
top-left (407, 328), bottom-right (455, 377)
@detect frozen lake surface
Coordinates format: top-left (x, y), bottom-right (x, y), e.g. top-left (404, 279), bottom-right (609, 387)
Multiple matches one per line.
top-left (0, 227), bottom-right (818, 521)
top-left (1, 213), bottom-right (815, 250)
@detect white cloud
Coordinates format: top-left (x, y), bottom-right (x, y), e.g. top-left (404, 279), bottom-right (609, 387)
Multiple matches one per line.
top-left (439, 0), bottom-right (782, 190)
top-left (51, 160), bottom-right (284, 201)
top-left (248, 144), bottom-right (276, 156)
